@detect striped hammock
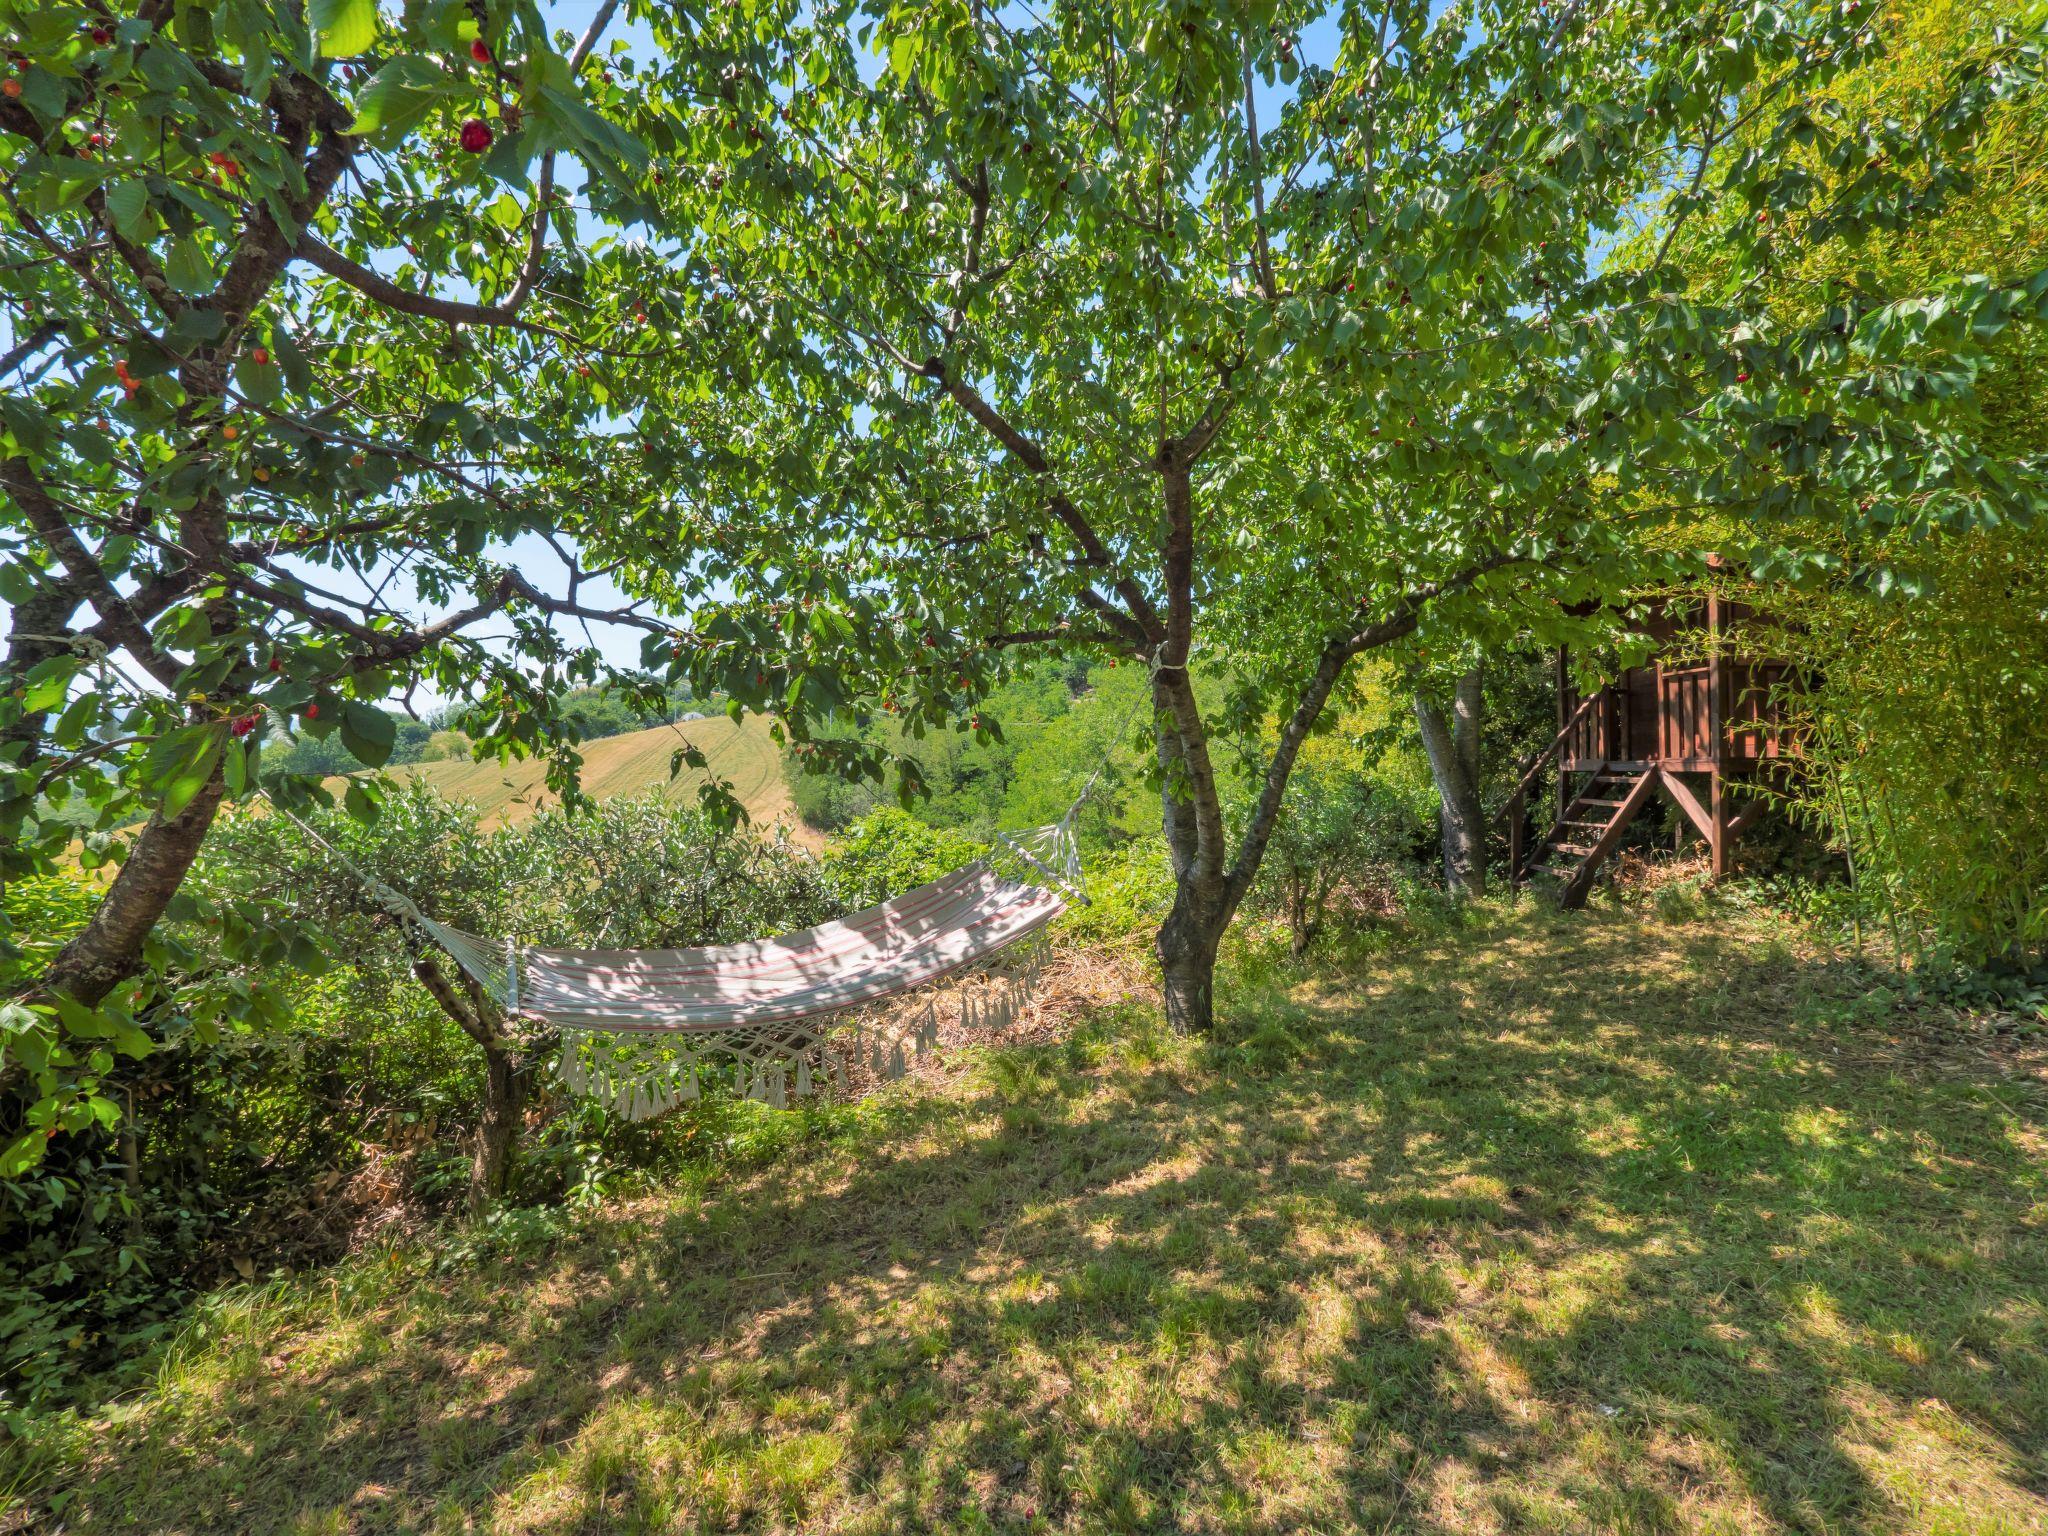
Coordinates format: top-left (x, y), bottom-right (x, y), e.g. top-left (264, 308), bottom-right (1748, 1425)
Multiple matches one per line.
top-left (284, 807), bottom-right (1088, 1120)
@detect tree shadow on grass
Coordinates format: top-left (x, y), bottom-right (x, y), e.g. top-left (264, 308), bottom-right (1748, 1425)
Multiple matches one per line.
top-left (56, 907), bottom-right (2048, 1535)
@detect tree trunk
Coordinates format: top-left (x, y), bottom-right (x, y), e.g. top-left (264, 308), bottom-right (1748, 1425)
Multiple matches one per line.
top-left (1151, 653), bottom-right (1233, 1036)
top-left (411, 954), bottom-right (528, 1218)
top-left (1416, 666), bottom-right (1487, 897)
top-left (1286, 869), bottom-right (1312, 958)
top-left (1157, 890), bottom-right (1226, 1036)
top-left (470, 1045), bottom-right (526, 1218)
top-left (33, 772), bottom-right (228, 1008)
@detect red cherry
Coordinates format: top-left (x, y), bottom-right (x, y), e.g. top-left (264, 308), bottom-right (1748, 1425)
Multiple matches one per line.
top-left (470, 38), bottom-right (492, 64)
top-left (459, 118), bottom-right (493, 154)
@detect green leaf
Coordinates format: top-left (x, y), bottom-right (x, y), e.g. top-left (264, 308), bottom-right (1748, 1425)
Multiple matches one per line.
top-left (310, 0), bottom-right (378, 57)
top-left (339, 701), bottom-right (396, 767)
top-left (347, 55), bottom-right (447, 145)
top-left (0, 1132), bottom-right (45, 1180)
top-left (105, 180), bottom-right (152, 244)
top-left (165, 236), bottom-right (213, 296)
top-left (161, 729), bottom-right (226, 820)
top-left (236, 353), bottom-right (282, 405)
top-left (537, 85), bottom-right (649, 185)
top-left (271, 326), bottom-right (312, 394)
top-left (15, 68), bottom-right (66, 122)
top-left (343, 779), bottom-right (381, 821)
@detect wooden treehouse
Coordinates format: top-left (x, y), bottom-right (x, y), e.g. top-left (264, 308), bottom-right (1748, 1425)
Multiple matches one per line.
top-left (1504, 589), bottom-right (1800, 908)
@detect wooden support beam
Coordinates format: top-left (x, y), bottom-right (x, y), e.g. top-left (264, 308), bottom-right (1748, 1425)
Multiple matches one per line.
top-left (1658, 768), bottom-right (1714, 840)
top-left (1726, 798), bottom-right (1769, 840)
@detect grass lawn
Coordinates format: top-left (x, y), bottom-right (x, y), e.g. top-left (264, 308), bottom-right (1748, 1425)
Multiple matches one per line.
top-left (15, 903), bottom-right (2047, 1534)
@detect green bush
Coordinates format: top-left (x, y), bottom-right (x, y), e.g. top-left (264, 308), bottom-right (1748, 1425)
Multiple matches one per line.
top-left (1, 786), bottom-right (844, 1416)
top-left (821, 807), bottom-right (989, 909)
top-left (1056, 840), bottom-right (1175, 951)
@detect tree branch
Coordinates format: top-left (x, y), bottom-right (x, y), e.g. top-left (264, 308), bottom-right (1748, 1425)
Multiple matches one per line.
top-left (921, 363), bottom-right (1163, 643)
top-left (1224, 551), bottom-right (1542, 902)
top-left (1242, 39), bottom-right (1280, 301)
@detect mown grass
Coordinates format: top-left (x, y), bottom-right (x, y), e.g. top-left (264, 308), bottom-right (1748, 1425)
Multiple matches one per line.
top-left (12, 903), bottom-right (2047, 1534)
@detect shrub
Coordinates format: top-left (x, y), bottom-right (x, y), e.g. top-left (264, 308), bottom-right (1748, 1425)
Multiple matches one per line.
top-left (822, 807), bottom-right (988, 909)
top-left (1056, 840), bottom-right (1175, 951)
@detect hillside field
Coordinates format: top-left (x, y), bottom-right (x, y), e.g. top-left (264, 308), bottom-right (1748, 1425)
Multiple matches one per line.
top-left (342, 713), bottom-right (805, 838)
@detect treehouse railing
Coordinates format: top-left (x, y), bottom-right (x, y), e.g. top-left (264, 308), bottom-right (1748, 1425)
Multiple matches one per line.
top-left (1500, 694), bottom-right (1600, 879)
top-left (1657, 663), bottom-right (1715, 765)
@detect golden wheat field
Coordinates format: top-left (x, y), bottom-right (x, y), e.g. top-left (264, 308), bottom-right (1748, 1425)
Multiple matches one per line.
top-left (339, 713), bottom-right (805, 838)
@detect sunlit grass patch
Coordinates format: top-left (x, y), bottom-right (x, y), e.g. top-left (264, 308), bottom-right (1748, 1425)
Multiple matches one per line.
top-left (12, 904), bottom-right (2048, 1534)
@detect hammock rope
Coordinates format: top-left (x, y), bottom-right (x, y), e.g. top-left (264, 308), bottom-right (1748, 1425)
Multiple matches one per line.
top-left (263, 652), bottom-right (1161, 1118)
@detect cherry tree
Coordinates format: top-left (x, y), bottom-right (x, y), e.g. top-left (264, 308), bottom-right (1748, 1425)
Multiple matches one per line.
top-left (0, 0), bottom-right (686, 1168)
top-left (586, 0), bottom-right (2044, 1029)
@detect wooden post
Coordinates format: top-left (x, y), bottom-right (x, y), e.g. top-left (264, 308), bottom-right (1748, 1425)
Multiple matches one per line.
top-left (1555, 646), bottom-right (1571, 824)
top-left (1653, 656), bottom-right (1665, 765)
top-left (1709, 765), bottom-right (1728, 879)
top-left (1706, 591), bottom-right (1723, 770)
top-left (1707, 589), bottom-right (1728, 878)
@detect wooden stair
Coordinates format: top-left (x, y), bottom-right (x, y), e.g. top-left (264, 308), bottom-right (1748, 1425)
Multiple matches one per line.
top-left (1515, 762), bottom-right (1658, 909)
